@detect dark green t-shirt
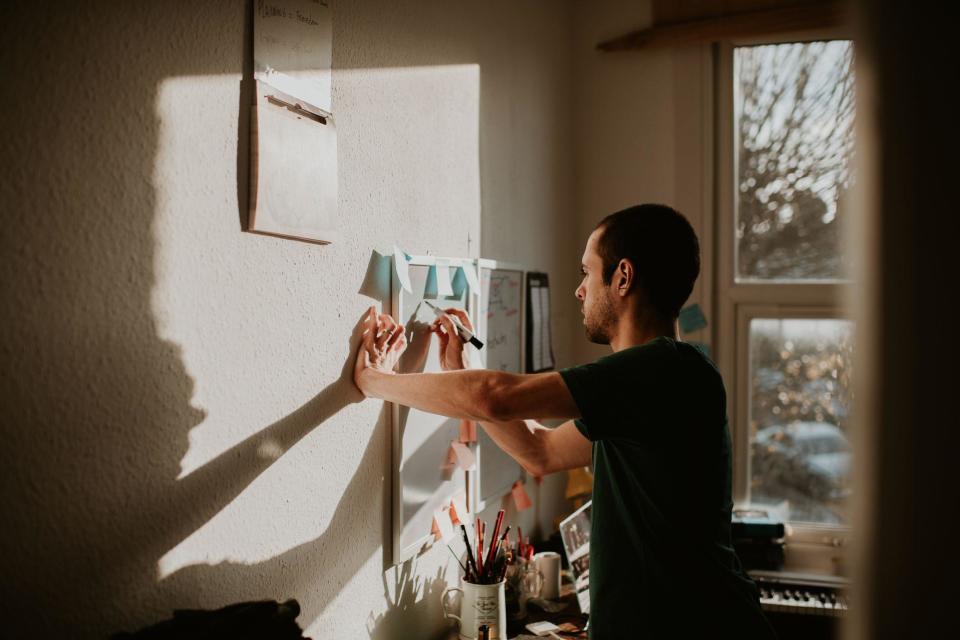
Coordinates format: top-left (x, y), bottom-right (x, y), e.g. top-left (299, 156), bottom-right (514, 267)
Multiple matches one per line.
top-left (559, 337), bottom-right (775, 639)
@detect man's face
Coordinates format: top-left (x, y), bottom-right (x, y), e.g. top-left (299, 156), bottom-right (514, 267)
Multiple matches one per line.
top-left (575, 229), bottom-right (617, 345)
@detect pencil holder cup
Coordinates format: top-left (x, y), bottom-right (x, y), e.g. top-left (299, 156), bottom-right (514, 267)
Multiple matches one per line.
top-left (442, 578), bottom-right (507, 640)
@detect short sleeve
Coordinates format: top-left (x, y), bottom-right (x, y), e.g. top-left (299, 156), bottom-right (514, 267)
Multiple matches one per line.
top-left (560, 360), bottom-right (614, 441)
top-left (559, 339), bottom-right (686, 441)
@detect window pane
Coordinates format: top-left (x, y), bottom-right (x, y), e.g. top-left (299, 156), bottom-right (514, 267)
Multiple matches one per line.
top-left (748, 319), bottom-right (854, 525)
top-left (734, 41), bottom-right (855, 281)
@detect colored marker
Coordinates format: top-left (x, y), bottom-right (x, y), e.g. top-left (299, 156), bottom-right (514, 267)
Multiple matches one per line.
top-left (423, 300), bottom-right (484, 350)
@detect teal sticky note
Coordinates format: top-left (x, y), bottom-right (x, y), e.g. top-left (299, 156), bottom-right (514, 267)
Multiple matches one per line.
top-left (679, 304), bottom-right (708, 334)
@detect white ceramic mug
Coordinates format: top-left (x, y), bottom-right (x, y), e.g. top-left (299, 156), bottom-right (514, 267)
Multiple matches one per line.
top-left (442, 579), bottom-right (507, 640)
top-left (533, 551), bottom-right (561, 600)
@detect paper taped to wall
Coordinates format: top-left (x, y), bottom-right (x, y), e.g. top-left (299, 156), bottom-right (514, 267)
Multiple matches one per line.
top-left (394, 246), bottom-right (413, 293)
top-left (254, 0), bottom-right (333, 113)
top-left (462, 262), bottom-right (481, 297)
top-left (248, 81), bottom-right (337, 244)
top-left (450, 490), bottom-right (469, 525)
top-left (450, 442), bottom-right (477, 471)
top-left (433, 507), bottom-right (455, 542)
top-left (512, 480), bottom-right (533, 511)
top-left (679, 303), bottom-right (708, 334)
top-left (459, 420), bottom-right (478, 443)
top-left (436, 259), bottom-right (454, 296)
top-left (526, 273), bottom-right (554, 372)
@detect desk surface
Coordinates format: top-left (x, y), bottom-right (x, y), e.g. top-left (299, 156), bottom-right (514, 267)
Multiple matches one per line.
top-left (441, 582), bottom-right (587, 640)
top-left (507, 584), bottom-right (587, 639)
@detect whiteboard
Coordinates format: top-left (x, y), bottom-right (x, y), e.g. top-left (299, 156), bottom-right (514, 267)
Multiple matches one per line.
top-left (390, 256), bottom-right (475, 563)
top-left (475, 260), bottom-right (526, 509)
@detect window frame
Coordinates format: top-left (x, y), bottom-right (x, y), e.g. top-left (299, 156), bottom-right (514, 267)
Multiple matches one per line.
top-left (713, 28), bottom-right (854, 553)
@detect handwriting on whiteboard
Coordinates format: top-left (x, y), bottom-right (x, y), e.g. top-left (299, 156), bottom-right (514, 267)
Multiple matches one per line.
top-left (482, 270), bottom-right (522, 373)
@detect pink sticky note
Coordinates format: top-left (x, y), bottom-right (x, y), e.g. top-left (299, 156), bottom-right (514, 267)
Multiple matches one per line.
top-left (459, 420), bottom-right (477, 443)
top-left (512, 480), bottom-right (533, 511)
top-left (450, 442), bottom-right (476, 471)
top-left (440, 444), bottom-right (458, 471)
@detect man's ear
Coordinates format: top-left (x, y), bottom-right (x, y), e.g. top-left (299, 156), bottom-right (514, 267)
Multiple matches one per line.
top-left (616, 259), bottom-right (634, 297)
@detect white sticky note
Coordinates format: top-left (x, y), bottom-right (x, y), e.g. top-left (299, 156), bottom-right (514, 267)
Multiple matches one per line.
top-left (450, 442), bottom-right (476, 471)
top-left (462, 263), bottom-right (481, 297)
top-left (436, 259), bottom-right (454, 296)
top-left (394, 245), bottom-right (412, 293)
top-left (434, 507), bottom-right (455, 542)
top-left (451, 490), bottom-right (469, 525)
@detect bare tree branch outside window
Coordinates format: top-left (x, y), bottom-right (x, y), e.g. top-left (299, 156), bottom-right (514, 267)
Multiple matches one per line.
top-left (735, 41), bottom-right (855, 280)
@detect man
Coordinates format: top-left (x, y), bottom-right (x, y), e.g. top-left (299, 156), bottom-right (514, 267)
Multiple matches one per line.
top-left (354, 204), bottom-right (774, 638)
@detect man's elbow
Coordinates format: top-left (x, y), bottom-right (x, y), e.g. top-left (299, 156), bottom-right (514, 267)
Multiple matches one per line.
top-left (520, 455), bottom-right (550, 478)
top-left (521, 429), bottom-right (554, 477)
top-left (477, 372), bottom-right (519, 422)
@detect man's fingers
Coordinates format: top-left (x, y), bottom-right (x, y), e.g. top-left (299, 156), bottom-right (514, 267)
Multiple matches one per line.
top-left (377, 313), bottom-right (397, 337)
top-left (363, 307), bottom-right (378, 348)
top-left (387, 324), bottom-right (404, 348)
top-left (375, 326), bottom-right (394, 353)
top-left (436, 327), bottom-right (449, 350)
top-left (438, 314), bottom-right (459, 338)
top-left (389, 329), bottom-right (407, 353)
top-left (445, 308), bottom-right (474, 332)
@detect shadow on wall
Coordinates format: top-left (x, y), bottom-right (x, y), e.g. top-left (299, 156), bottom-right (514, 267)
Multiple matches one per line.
top-left (0, 1), bottom-right (390, 636)
top-left (367, 560), bottom-right (450, 639)
top-left (1, 0), bottom-right (575, 636)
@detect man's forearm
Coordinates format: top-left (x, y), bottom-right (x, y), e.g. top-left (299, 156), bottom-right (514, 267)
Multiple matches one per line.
top-left (478, 419), bottom-right (551, 476)
top-left (359, 368), bottom-right (503, 421)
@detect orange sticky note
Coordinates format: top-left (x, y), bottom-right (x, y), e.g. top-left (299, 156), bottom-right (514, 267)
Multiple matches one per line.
top-left (450, 442), bottom-right (476, 471)
top-left (512, 480), bottom-right (533, 511)
top-left (459, 420), bottom-right (477, 443)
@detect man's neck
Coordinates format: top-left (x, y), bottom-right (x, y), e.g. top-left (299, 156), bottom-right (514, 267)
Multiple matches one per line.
top-left (609, 313), bottom-right (677, 352)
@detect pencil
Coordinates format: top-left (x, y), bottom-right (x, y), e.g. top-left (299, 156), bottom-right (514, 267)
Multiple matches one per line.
top-left (476, 518), bottom-right (484, 577)
top-left (460, 524), bottom-right (478, 580)
top-left (485, 509), bottom-right (505, 572)
top-left (446, 544), bottom-right (468, 574)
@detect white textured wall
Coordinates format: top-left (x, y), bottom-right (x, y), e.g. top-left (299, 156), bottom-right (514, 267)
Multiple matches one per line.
top-left (571, 0), bottom-right (713, 365)
top-left (0, 1), bottom-right (575, 637)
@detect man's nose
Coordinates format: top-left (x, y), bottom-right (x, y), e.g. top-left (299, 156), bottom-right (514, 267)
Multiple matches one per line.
top-left (575, 285), bottom-right (584, 300)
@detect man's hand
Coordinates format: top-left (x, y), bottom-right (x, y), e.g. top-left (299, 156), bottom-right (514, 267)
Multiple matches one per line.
top-left (431, 308), bottom-right (474, 371)
top-left (354, 306), bottom-right (407, 397)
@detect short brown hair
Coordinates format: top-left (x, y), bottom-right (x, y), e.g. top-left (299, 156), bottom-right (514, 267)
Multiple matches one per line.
top-left (595, 204), bottom-right (700, 320)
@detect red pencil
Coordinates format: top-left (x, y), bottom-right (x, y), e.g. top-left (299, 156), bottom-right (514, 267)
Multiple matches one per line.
top-left (485, 509), bottom-right (505, 572)
top-left (476, 518), bottom-right (484, 576)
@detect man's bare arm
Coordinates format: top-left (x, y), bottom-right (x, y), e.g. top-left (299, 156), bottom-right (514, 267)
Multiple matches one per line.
top-left (354, 307), bottom-right (589, 476)
top-left (358, 368), bottom-right (581, 423)
top-left (478, 419), bottom-right (592, 477)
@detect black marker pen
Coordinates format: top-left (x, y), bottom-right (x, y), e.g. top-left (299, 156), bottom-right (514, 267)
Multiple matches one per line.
top-left (423, 300), bottom-right (484, 350)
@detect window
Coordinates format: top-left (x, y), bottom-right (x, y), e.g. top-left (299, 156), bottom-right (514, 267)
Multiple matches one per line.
top-left (734, 41), bottom-right (855, 283)
top-left (748, 316), bottom-right (853, 524)
top-left (716, 36), bottom-right (855, 534)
